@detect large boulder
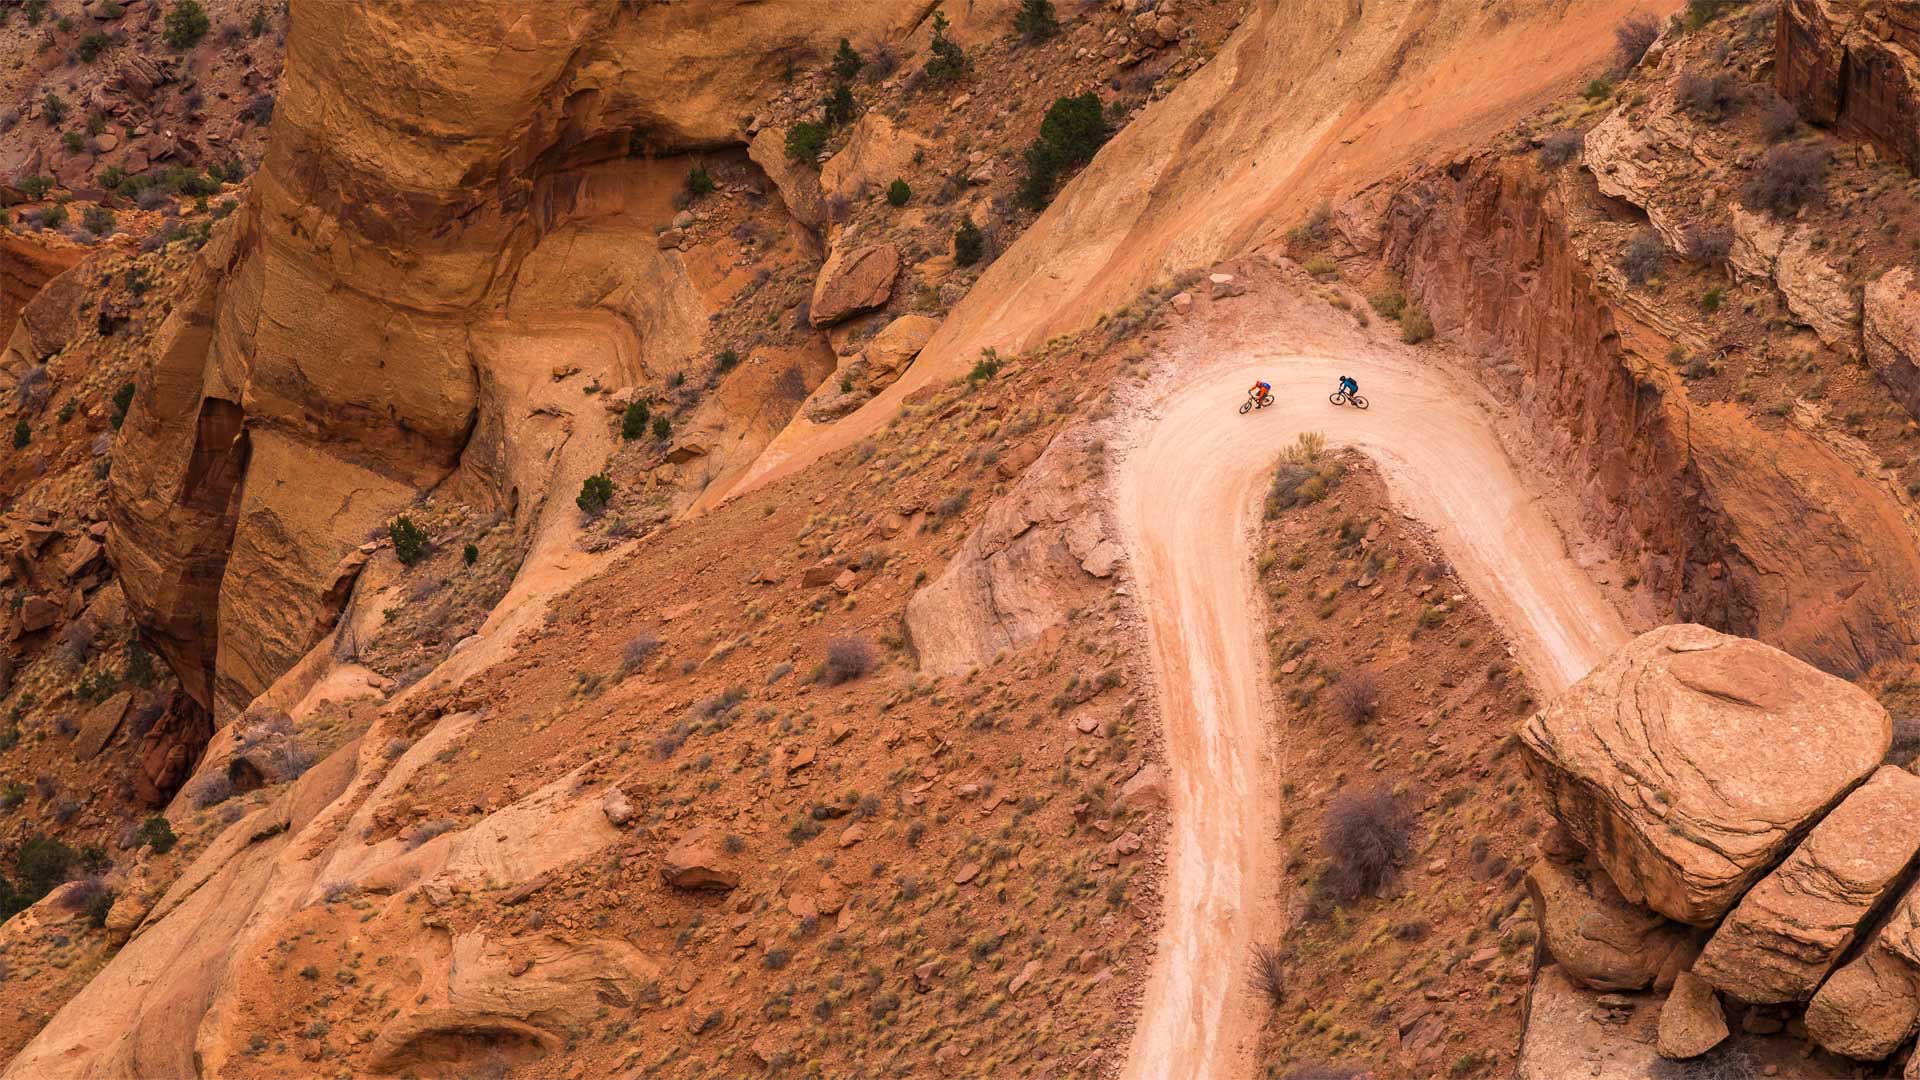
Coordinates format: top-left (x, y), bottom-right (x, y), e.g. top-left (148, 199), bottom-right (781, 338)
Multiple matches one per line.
top-left (809, 243), bottom-right (899, 326)
top-left (1694, 766), bottom-right (1920, 1003)
top-left (1863, 267), bottom-right (1920, 423)
top-left (819, 113), bottom-right (932, 204)
top-left (1805, 934), bottom-right (1920, 1061)
top-left (1519, 624), bottom-right (1890, 926)
top-left (1525, 858), bottom-right (1699, 992)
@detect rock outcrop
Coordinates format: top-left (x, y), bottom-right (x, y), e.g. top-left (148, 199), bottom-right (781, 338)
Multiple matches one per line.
top-left (1863, 266), bottom-right (1920, 422)
top-left (1693, 766), bottom-right (1920, 1003)
top-left (1519, 624), bottom-right (1889, 926)
top-left (661, 830), bottom-right (739, 891)
top-left (1526, 858), bottom-right (1699, 992)
top-left (107, 1), bottom-right (928, 720)
top-left (905, 423), bottom-right (1123, 674)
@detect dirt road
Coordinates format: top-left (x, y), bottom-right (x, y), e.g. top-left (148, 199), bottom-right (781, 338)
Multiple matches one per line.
top-left (1114, 355), bottom-right (1629, 1080)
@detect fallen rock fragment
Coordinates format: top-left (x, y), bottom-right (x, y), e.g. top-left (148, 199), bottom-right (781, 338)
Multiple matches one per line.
top-left (661, 832), bottom-right (739, 891)
top-left (1656, 971), bottom-right (1727, 1060)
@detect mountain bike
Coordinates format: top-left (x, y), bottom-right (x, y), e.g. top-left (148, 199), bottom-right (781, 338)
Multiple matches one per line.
top-left (1329, 390), bottom-right (1369, 410)
top-left (1239, 392), bottom-right (1274, 415)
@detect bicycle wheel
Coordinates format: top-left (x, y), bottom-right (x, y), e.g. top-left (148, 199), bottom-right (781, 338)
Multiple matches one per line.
top-left (1328, 392), bottom-right (1344, 406)
top-left (1350, 394), bottom-right (1369, 410)
top-left (1238, 399), bottom-right (1252, 415)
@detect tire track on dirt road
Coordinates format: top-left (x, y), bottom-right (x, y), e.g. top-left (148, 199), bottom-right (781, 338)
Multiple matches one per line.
top-left (1114, 353), bottom-right (1630, 1080)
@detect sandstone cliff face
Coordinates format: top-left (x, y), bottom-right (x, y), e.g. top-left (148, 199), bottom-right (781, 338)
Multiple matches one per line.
top-left (1778, 0), bottom-right (1920, 172)
top-left (0, 234), bottom-right (80, 357)
top-left (107, 1), bottom-right (928, 723)
top-left (1382, 153), bottom-right (1920, 677)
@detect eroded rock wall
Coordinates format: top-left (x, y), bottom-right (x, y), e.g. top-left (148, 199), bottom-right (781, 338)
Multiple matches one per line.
top-left (1777, 0), bottom-right (1920, 172)
top-left (1382, 154), bottom-right (1920, 676)
top-left (108, 1), bottom-right (926, 722)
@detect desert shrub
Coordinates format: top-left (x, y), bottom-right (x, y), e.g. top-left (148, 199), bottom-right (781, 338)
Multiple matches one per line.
top-left (715, 348), bottom-right (739, 374)
top-left (61, 131), bottom-right (84, 155)
top-left (1302, 256), bottom-right (1338, 280)
top-left (651, 414), bottom-right (671, 440)
top-left (1675, 69), bottom-right (1742, 119)
top-left (1323, 786), bottom-right (1414, 900)
top-left (12, 834), bottom-right (78, 907)
top-left (1742, 142), bottom-right (1827, 216)
top-left (82, 205), bottom-right (115, 237)
top-left (620, 398), bottom-right (650, 440)
top-left (1581, 78), bottom-right (1613, 103)
top-left (66, 876), bottom-right (114, 927)
top-left (1017, 92), bottom-right (1109, 209)
top-left (163, 0), bottom-right (209, 48)
top-left (1266, 461), bottom-right (1336, 514)
top-left (785, 121), bottom-right (827, 163)
top-left (620, 632), bottom-right (661, 677)
top-left (967, 350), bottom-right (1002, 383)
top-left (1368, 288), bottom-right (1406, 319)
top-left (1399, 306), bottom-right (1434, 344)
top-left (17, 174), bottom-right (53, 201)
top-left (138, 815), bottom-right (176, 854)
top-left (1620, 227), bottom-right (1666, 285)
top-left (240, 92), bottom-right (274, 126)
top-left (389, 516), bottom-right (429, 565)
top-left (11, 420), bottom-right (29, 450)
top-left (462, 542), bottom-right (478, 567)
top-left (77, 31), bottom-right (110, 62)
top-left (820, 636), bottom-right (875, 686)
top-left (1329, 670), bottom-right (1381, 724)
top-left (954, 217), bottom-right (984, 266)
top-left (1682, 0), bottom-right (1733, 29)
top-left (924, 10), bottom-right (968, 82)
top-left (1537, 130), bottom-right (1583, 168)
top-left (109, 382), bottom-right (136, 428)
top-left (1248, 942), bottom-right (1286, 1005)
top-left (406, 819), bottom-right (458, 850)
top-left (886, 178), bottom-right (911, 206)
top-left (1280, 431), bottom-right (1325, 466)
top-left (1756, 93), bottom-right (1799, 142)
top-left (1680, 221), bottom-right (1733, 263)
top-left (831, 37), bottom-right (862, 81)
top-left (41, 92), bottom-right (66, 127)
top-left (1700, 287), bottom-right (1724, 314)
top-left (577, 473), bottom-right (614, 516)
top-left (823, 82), bottom-right (855, 128)
top-left (1614, 14), bottom-right (1660, 70)
top-left (685, 165), bottom-right (714, 199)
top-left (1014, 0), bottom-right (1059, 42)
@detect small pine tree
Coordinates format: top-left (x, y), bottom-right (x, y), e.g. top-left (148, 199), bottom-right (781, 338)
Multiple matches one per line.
top-left (785, 121), bottom-right (828, 164)
top-left (1014, 0), bottom-right (1059, 42)
top-left (926, 10), bottom-right (968, 82)
top-left (11, 420), bottom-right (28, 450)
top-left (651, 414), bottom-right (671, 441)
top-left (686, 164), bottom-right (715, 198)
top-left (137, 815), bottom-right (176, 855)
top-left (110, 383), bottom-right (135, 428)
top-left (163, 0), bottom-right (210, 49)
top-left (832, 37), bottom-right (863, 81)
top-left (824, 82), bottom-right (856, 128)
top-left (886, 178), bottom-right (911, 206)
top-left (621, 399), bottom-right (650, 441)
top-left (389, 516), bottom-right (429, 565)
top-left (577, 473), bottom-right (614, 516)
top-left (462, 543), bottom-right (478, 567)
top-left (954, 217), bottom-right (984, 266)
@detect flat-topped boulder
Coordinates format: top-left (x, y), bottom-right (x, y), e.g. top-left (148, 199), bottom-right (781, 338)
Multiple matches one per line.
top-left (1519, 624), bottom-right (1889, 926)
top-left (1805, 933), bottom-right (1920, 1061)
top-left (1694, 766), bottom-right (1920, 1003)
